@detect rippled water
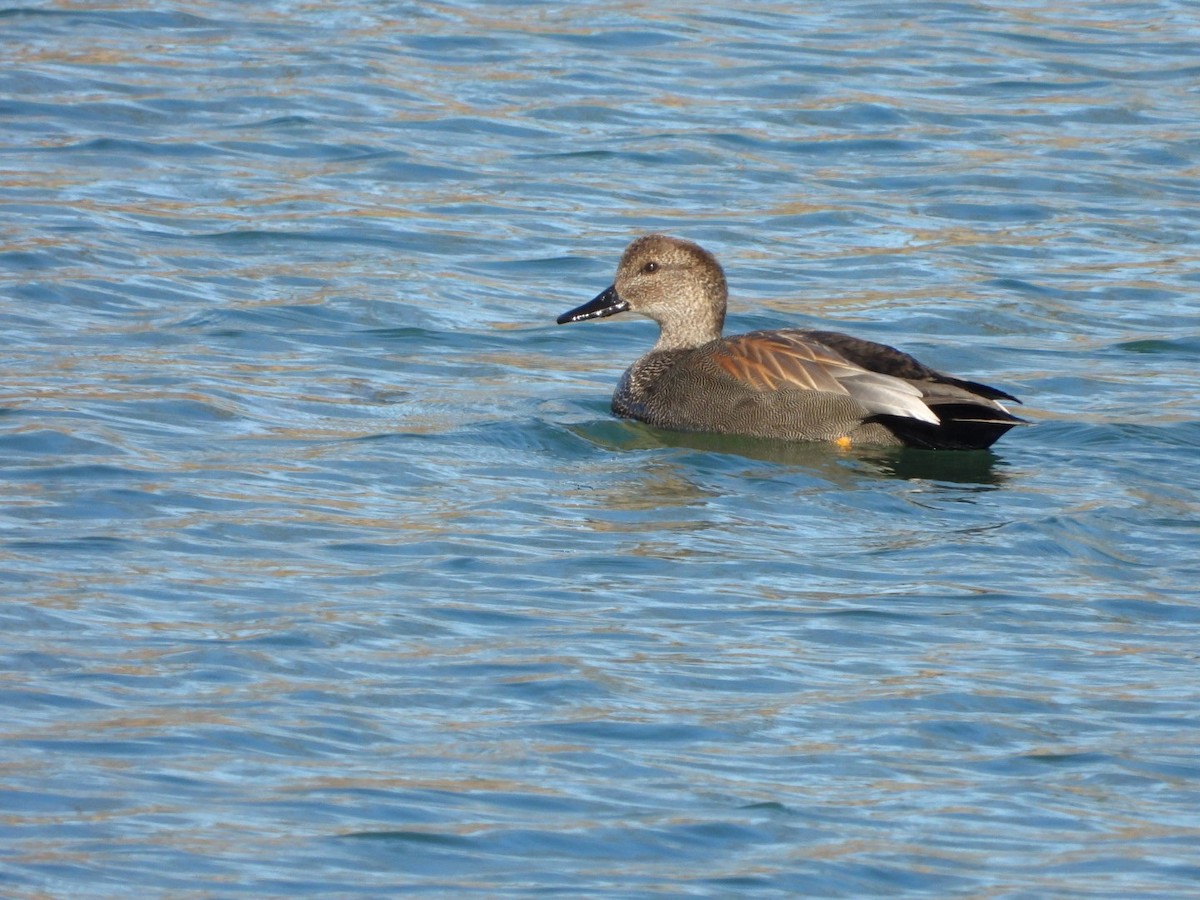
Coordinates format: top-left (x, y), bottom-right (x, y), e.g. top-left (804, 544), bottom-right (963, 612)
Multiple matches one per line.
top-left (3, 1), bottom-right (1199, 895)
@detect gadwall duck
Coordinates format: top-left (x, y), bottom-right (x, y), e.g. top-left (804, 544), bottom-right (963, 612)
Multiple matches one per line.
top-left (557, 234), bottom-right (1027, 450)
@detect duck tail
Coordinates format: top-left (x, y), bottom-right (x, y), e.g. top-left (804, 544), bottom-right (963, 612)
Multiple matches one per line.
top-left (874, 403), bottom-right (1029, 450)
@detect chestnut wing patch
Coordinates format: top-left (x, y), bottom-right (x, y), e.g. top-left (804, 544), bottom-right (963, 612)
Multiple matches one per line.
top-left (711, 332), bottom-right (861, 393)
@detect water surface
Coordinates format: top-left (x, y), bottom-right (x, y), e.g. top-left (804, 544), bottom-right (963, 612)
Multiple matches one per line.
top-left (2, 1), bottom-right (1199, 896)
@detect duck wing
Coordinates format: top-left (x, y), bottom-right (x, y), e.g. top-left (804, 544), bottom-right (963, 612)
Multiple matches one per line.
top-left (804, 330), bottom-right (1022, 405)
top-left (800, 330), bottom-right (1029, 449)
top-left (707, 330), bottom-right (941, 424)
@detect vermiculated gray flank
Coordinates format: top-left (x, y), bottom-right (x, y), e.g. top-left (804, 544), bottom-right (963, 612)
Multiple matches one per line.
top-left (558, 235), bottom-right (1028, 450)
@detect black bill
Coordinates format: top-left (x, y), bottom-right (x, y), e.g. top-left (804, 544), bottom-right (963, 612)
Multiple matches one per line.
top-left (556, 285), bottom-right (630, 325)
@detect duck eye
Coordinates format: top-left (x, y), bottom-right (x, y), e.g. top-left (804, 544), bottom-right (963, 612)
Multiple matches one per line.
top-left (641, 261), bottom-right (659, 274)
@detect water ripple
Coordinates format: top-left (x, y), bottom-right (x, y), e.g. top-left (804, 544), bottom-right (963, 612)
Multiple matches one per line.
top-left (3, 0), bottom-right (1200, 896)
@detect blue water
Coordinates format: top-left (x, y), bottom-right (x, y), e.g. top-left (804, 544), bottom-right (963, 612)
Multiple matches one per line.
top-left (3, 1), bottom-right (1200, 896)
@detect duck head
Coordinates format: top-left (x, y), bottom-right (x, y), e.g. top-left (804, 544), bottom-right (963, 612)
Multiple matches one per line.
top-left (557, 234), bottom-right (728, 351)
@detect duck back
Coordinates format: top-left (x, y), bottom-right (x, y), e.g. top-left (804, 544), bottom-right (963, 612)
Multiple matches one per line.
top-left (612, 330), bottom-right (1025, 450)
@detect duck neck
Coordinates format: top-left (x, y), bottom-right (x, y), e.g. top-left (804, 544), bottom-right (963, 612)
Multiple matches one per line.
top-left (651, 312), bottom-right (724, 353)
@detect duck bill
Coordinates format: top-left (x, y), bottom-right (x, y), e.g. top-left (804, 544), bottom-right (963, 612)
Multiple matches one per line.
top-left (556, 285), bottom-right (630, 325)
